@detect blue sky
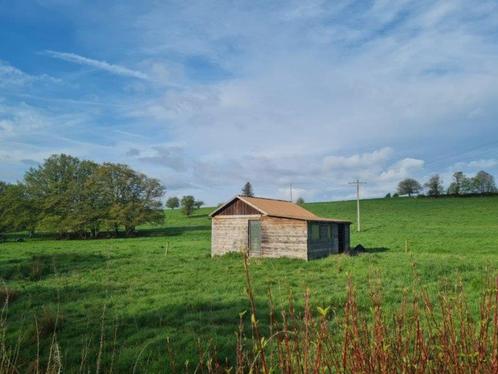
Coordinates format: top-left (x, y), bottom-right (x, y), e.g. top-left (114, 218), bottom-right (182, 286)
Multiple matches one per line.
top-left (1, 0), bottom-right (498, 204)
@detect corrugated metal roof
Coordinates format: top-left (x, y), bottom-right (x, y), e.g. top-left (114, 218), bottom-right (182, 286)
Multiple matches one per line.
top-left (210, 195), bottom-right (351, 223)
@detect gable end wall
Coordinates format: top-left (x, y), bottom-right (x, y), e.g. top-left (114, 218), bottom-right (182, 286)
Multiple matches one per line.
top-left (211, 215), bottom-right (260, 256)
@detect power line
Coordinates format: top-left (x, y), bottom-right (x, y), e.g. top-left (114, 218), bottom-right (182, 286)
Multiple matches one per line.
top-left (349, 179), bottom-right (367, 232)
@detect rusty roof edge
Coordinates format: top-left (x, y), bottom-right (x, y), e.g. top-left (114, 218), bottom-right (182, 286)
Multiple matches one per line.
top-left (266, 213), bottom-right (351, 223)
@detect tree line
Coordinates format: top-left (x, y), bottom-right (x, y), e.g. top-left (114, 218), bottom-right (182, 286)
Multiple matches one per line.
top-left (166, 196), bottom-right (204, 216)
top-left (391, 170), bottom-right (497, 198)
top-left (0, 154), bottom-right (165, 238)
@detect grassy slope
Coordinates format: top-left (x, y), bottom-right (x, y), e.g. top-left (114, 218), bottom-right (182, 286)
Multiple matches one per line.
top-left (1, 196), bottom-right (497, 371)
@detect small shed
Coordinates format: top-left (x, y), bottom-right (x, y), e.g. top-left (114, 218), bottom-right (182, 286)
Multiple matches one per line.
top-left (210, 196), bottom-right (351, 260)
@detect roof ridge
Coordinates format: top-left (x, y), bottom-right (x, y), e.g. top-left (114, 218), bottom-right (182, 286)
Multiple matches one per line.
top-left (238, 195), bottom-right (294, 203)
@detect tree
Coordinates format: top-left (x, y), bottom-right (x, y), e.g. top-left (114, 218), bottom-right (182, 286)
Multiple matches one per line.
top-left (0, 181), bottom-right (7, 195)
top-left (384, 193), bottom-right (391, 199)
top-left (166, 197), bottom-right (180, 210)
top-left (92, 163), bottom-right (165, 235)
top-left (194, 200), bottom-right (204, 209)
top-left (241, 182), bottom-right (254, 197)
top-left (296, 197), bottom-right (305, 205)
top-left (24, 154), bottom-right (95, 236)
top-left (424, 175), bottom-right (444, 197)
top-left (0, 183), bottom-right (39, 236)
top-left (447, 172), bottom-right (466, 195)
top-left (473, 171), bottom-right (497, 193)
top-left (181, 195), bottom-right (195, 216)
top-left (397, 178), bottom-right (422, 197)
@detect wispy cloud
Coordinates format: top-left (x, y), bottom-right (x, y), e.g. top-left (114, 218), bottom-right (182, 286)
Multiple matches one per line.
top-left (43, 50), bottom-right (149, 80)
top-left (2, 1), bottom-right (498, 204)
top-left (0, 60), bottom-right (59, 88)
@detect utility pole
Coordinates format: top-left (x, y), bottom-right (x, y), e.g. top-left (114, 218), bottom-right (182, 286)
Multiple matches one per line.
top-left (349, 179), bottom-right (366, 232)
top-left (289, 183), bottom-right (293, 202)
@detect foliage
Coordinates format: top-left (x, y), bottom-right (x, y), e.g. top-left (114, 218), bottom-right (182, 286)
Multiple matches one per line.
top-left (181, 195), bottom-right (196, 216)
top-left (166, 196), bottom-right (180, 210)
top-left (448, 171), bottom-right (466, 195)
top-left (0, 182), bottom-right (39, 235)
top-left (424, 174), bottom-right (444, 196)
top-left (241, 182), bottom-right (254, 197)
top-left (91, 163), bottom-right (165, 235)
top-left (296, 197), bottom-right (305, 205)
top-left (474, 170), bottom-right (497, 193)
top-left (397, 178), bottom-right (422, 197)
top-left (0, 196), bottom-right (497, 370)
top-left (23, 154), bottom-right (93, 234)
top-left (384, 193), bottom-right (391, 198)
top-left (448, 170), bottom-right (497, 195)
top-left (5, 154), bottom-right (165, 238)
top-left (179, 196), bottom-right (204, 216)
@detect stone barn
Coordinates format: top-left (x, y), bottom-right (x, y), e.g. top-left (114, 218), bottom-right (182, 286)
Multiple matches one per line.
top-left (210, 196), bottom-right (351, 260)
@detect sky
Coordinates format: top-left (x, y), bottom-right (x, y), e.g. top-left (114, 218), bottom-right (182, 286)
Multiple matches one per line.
top-left (1, 0), bottom-right (498, 205)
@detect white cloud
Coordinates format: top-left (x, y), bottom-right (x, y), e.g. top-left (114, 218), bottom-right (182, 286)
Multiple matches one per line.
top-left (452, 159), bottom-right (498, 171)
top-left (0, 60), bottom-right (59, 88)
top-left (323, 148), bottom-right (393, 172)
top-left (44, 50), bottom-right (149, 80)
top-left (378, 158), bottom-right (425, 182)
top-left (2, 1), bottom-right (498, 204)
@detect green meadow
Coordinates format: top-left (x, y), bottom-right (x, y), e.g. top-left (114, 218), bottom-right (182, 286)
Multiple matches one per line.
top-left (1, 196), bottom-right (497, 372)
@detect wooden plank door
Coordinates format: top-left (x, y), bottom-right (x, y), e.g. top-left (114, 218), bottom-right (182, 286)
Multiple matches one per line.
top-left (248, 220), bottom-right (262, 256)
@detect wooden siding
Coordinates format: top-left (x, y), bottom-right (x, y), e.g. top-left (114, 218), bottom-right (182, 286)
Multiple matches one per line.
top-left (211, 214), bottom-right (348, 260)
top-left (260, 216), bottom-right (308, 260)
top-left (307, 222), bottom-right (340, 260)
top-left (211, 215), bottom-right (260, 256)
top-left (216, 199), bottom-right (261, 216)
top-left (344, 224), bottom-right (350, 252)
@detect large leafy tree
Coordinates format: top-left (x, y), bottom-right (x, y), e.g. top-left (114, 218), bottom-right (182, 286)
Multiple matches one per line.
top-left (473, 171), bottom-right (497, 193)
top-left (397, 178), bottom-right (422, 197)
top-left (92, 163), bottom-right (165, 235)
top-left (448, 172), bottom-right (466, 195)
top-left (20, 154), bottom-right (165, 238)
top-left (166, 197), bottom-right (180, 210)
top-left (181, 195), bottom-right (195, 216)
top-left (424, 175), bottom-right (444, 197)
top-left (23, 154), bottom-right (95, 236)
top-left (0, 183), bottom-right (39, 235)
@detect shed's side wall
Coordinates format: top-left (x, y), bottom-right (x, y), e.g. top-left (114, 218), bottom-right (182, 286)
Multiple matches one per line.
top-left (307, 222), bottom-right (340, 260)
top-left (260, 217), bottom-right (308, 260)
top-left (344, 224), bottom-right (351, 252)
top-left (211, 216), bottom-right (259, 256)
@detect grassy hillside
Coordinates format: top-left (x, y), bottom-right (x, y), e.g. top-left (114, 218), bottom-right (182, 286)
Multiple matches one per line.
top-left (0, 196), bottom-right (497, 371)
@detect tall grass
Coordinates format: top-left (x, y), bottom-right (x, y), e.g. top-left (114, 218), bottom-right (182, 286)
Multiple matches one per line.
top-left (0, 254), bottom-right (497, 372)
top-left (235, 254), bottom-right (498, 373)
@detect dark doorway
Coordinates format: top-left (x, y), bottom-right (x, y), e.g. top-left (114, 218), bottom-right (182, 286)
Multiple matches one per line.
top-left (338, 224), bottom-right (345, 253)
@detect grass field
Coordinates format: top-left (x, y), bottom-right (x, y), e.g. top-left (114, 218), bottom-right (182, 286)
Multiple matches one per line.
top-left (1, 196), bottom-right (498, 372)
